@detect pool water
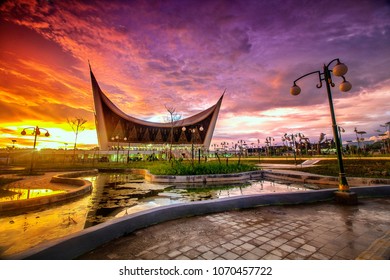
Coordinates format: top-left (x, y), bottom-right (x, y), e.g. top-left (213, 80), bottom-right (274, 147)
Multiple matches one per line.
top-left (0, 188), bottom-right (66, 202)
top-left (0, 173), bottom-right (316, 258)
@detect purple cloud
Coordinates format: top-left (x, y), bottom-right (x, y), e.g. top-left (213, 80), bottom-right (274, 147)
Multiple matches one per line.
top-left (0, 0), bottom-right (389, 148)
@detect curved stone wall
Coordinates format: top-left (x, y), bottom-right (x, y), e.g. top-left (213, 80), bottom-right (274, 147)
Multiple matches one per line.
top-left (132, 168), bottom-right (264, 184)
top-left (0, 170), bottom-right (98, 213)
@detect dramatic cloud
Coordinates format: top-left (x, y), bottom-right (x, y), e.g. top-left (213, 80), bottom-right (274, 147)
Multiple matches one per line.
top-left (0, 0), bottom-right (389, 148)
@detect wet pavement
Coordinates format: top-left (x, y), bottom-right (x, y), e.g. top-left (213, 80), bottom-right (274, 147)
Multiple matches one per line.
top-left (79, 197), bottom-right (390, 260)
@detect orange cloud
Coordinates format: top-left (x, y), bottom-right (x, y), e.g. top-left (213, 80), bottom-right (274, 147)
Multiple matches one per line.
top-left (1, 0), bottom-right (389, 150)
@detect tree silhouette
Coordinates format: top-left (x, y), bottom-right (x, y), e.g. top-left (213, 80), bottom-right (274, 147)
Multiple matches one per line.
top-left (67, 117), bottom-right (87, 162)
top-left (164, 105), bottom-right (181, 161)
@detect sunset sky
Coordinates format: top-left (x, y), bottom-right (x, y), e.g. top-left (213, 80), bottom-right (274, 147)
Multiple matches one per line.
top-left (1, 0), bottom-right (389, 150)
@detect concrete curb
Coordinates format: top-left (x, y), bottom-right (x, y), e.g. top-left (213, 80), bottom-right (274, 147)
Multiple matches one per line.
top-left (0, 170), bottom-right (98, 213)
top-left (130, 168), bottom-right (264, 184)
top-left (9, 185), bottom-right (390, 260)
top-left (105, 167), bottom-right (390, 187)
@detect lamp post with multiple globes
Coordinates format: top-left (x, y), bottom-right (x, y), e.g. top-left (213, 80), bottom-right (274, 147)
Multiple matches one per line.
top-left (380, 122), bottom-right (390, 153)
top-left (124, 137), bottom-right (131, 163)
top-left (21, 126), bottom-right (50, 174)
top-left (237, 139), bottom-right (246, 165)
top-left (182, 125), bottom-right (204, 165)
top-left (290, 58), bottom-right (357, 204)
top-left (111, 135), bottom-right (122, 163)
top-left (11, 139), bottom-right (17, 149)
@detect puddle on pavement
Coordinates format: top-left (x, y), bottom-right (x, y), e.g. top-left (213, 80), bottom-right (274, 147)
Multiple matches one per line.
top-left (0, 172), bottom-right (315, 258)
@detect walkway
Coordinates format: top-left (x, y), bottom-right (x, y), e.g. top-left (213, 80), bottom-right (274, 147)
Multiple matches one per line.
top-left (257, 159), bottom-right (320, 170)
top-left (79, 197), bottom-right (390, 260)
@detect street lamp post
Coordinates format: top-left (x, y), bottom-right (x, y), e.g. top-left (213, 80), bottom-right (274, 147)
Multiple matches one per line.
top-left (237, 140), bottom-right (246, 164)
top-left (21, 126), bottom-right (50, 174)
top-left (182, 125), bottom-right (204, 165)
top-left (63, 143), bottom-right (68, 163)
top-left (338, 127), bottom-right (345, 153)
top-left (111, 135), bottom-right (120, 163)
top-left (380, 121), bottom-right (390, 153)
top-left (8, 140), bottom-right (17, 166)
top-left (290, 58), bottom-right (357, 204)
top-left (124, 137), bottom-right (131, 163)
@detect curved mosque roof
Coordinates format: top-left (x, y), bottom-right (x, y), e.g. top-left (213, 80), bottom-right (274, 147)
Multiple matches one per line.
top-left (90, 67), bottom-right (223, 150)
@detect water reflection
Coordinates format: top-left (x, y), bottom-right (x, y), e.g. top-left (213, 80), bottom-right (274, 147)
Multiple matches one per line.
top-left (0, 173), bottom-right (314, 258)
top-left (0, 188), bottom-right (66, 202)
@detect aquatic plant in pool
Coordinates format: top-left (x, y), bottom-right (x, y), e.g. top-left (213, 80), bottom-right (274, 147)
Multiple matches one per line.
top-left (0, 172), bottom-right (317, 258)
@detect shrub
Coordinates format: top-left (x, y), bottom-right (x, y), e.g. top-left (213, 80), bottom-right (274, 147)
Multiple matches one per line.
top-left (148, 160), bottom-right (257, 175)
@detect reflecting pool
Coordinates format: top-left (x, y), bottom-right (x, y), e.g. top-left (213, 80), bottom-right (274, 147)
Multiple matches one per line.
top-left (0, 173), bottom-right (317, 258)
top-left (0, 188), bottom-right (66, 202)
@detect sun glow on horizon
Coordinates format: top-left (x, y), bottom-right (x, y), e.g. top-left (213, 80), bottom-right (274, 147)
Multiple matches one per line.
top-left (0, 121), bottom-right (98, 149)
top-left (0, 0), bottom-right (389, 150)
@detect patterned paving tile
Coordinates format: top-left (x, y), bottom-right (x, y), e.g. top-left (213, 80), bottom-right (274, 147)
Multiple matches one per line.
top-left (79, 198), bottom-right (390, 260)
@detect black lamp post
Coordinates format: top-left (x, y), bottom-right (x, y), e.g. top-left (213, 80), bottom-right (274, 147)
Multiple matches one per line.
top-left (182, 125), bottom-right (204, 165)
top-left (291, 58), bottom-right (357, 203)
top-left (111, 135), bottom-right (121, 163)
top-left (237, 139), bottom-right (246, 164)
top-left (338, 126), bottom-right (345, 153)
top-left (124, 137), bottom-right (131, 163)
top-left (21, 126), bottom-right (50, 174)
top-left (380, 121), bottom-right (390, 153)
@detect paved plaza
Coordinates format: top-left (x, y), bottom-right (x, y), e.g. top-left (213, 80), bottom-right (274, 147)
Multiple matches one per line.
top-left (79, 197), bottom-right (390, 260)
